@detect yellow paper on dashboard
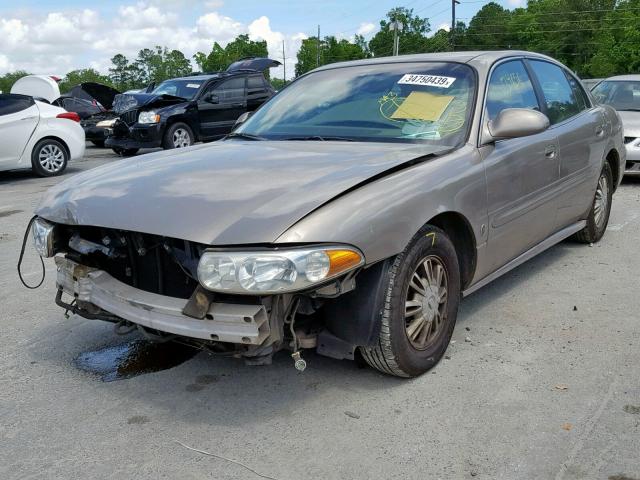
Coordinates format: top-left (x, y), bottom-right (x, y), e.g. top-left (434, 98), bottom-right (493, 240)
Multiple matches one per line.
top-left (390, 91), bottom-right (455, 122)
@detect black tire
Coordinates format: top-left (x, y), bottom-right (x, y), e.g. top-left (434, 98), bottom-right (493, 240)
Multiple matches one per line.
top-left (574, 162), bottom-right (613, 243)
top-left (31, 138), bottom-right (68, 177)
top-left (91, 140), bottom-right (105, 148)
top-left (361, 225), bottom-right (461, 377)
top-left (112, 147), bottom-right (139, 157)
top-left (162, 122), bottom-right (194, 150)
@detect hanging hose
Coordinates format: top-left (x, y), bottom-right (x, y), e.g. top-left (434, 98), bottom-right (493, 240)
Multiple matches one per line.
top-left (17, 215), bottom-right (46, 289)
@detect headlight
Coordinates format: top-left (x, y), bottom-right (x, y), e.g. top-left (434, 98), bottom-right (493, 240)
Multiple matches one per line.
top-left (32, 218), bottom-right (55, 257)
top-left (197, 246), bottom-right (364, 294)
top-left (138, 111), bottom-right (160, 124)
top-left (96, 119), bottom-right (116, 128)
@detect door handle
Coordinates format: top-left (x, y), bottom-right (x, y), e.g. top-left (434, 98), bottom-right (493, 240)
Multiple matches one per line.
top-left (20, 116), bottom-right (37, 121)
top-left (230, 103), bottom-right (244, 107)
top-left (544, 145), bottom-right (557, 159)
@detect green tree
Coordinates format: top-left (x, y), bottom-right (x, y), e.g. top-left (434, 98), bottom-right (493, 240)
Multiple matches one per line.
top-left (194, 34), bottom-right (268, 73)
top-left (270, 78), bottom-right (286, 90)
top-left (58, 69), bottom-right (113, 93)
top-left (0, 70), bottom-right (30, 94)
top-left (295, 35), bottom-right (369, 76)
top-left (368, 7), bottom-right (431, 57)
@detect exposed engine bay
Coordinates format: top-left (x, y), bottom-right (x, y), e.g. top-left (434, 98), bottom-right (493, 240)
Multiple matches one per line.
top-left (52, 225), bottom-right (376, 370)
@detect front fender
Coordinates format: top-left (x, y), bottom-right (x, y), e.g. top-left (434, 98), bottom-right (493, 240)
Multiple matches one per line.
top-left (276, 145), bottom-right (486, 265)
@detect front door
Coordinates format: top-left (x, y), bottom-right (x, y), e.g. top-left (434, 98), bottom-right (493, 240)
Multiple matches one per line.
top-left (480, 59), bottom-right (561, 275)
top-left (198, 77), bottom-right (247, 139)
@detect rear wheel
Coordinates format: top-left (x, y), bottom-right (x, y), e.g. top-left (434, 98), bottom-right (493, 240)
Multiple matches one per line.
top-left (574, 162), bottom-right (613, 243)
top-left (162, 122), bottom-right (194, 149)
top-left (31, 139), bottom-right (68, 177)
top-left (361, 225), bottom-right (461, 377)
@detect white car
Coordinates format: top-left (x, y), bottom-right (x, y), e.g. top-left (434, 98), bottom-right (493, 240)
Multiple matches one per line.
top-left (0, 93), bottom-right (85, 176)
top-left (591, 74), bottom-right (640, 175)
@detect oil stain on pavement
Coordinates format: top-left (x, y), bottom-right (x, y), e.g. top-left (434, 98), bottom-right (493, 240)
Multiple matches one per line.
top-left (74, 340), bottom-right (198, 382)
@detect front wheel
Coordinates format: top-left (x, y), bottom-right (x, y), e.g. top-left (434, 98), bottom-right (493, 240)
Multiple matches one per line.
top-left (574, 162), bottom-right (613, 243)
top-left (162, 122), bottom-right (194, 149)
top-left (31, 139), bottom-right (68, 177)
top-left (361, 225), bottom-right (461, 377)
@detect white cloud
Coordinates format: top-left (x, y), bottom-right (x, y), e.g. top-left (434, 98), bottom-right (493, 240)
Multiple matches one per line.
top-left (0, 2), bottom-right (303, 79)
top-left (356, 22), bottom-right (376, 36)
top-left (507, 0), bottom-right (526, 6)
top-left (204, 0), bottom-right (225, 8)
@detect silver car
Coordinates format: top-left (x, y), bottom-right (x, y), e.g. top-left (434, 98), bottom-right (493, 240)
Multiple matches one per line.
top-left (591, 74), bottom-right (640, 175)
top-left (29, 51), bottom-right (625, 377)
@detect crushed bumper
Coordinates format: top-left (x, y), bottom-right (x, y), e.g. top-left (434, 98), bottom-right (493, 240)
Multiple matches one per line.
top-left (55, 257), bottom-right (270, 345)
top-left (105, 120), bottom-right (163, 149)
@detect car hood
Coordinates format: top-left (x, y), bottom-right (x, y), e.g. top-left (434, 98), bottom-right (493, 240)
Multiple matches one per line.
top-left (618, 110), bottom-right (640, 137)
top-left (36, 140), bottom-right (447, 245)
top-left (112, 92), bottom-right (186, 113)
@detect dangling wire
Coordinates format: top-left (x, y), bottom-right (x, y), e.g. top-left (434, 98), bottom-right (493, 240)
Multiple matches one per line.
top-left (17, 215), bottom-right (46, 289)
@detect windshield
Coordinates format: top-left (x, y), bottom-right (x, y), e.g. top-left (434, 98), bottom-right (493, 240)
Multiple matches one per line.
top-left (151, 79), bottom-right (205, 100)
top-left (237, 62), bottom-right (476, 145)
top-left (592, 80), bottom-right (640, 111)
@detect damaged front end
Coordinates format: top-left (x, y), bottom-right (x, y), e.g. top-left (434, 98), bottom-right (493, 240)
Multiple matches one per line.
top-left (41, 221), bottom-right (378, 368)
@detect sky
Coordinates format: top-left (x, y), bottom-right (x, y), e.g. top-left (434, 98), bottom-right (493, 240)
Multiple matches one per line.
top-left (0, 0), bottom-right (526, 80)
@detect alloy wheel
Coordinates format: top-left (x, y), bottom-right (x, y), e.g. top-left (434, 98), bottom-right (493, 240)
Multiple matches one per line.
top-left (594, 172), bottom-right (609, 229)
top-left (404, 255), bottom-right (449, 350)
top-left (172, 128), bottom-right (191, 148)
top-left (38, 144), bottom-right (65, 173)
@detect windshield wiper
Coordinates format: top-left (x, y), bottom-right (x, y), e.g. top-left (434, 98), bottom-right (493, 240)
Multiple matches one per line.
top-left (283, 135), bottom-right (355, 142)
top-left (225, 132), bottom-right (266, 141)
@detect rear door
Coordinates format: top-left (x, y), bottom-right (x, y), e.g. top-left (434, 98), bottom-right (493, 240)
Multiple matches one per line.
top-left (197, 77), bottom-right (247, 139)
top-left (246, 74), bottom-right (272, 111)
top-left (481, 59), bottom-right (561, 274)
top-left (0, 95), bottom-right (39, 169)
top-left (526, 59), bottom-right (606, 229)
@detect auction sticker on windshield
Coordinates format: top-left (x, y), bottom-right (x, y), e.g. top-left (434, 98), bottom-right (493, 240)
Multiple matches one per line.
top-left (398, 74), bottom-right (456, 88)
top-left (186, 84), bottom-right (201, 88)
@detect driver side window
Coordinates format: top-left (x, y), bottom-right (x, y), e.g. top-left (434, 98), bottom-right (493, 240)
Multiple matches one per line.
top-left (486, 60), bottom-right (540, 121)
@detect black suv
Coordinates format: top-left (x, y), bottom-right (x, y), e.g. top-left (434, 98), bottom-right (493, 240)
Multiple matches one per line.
top-left (105, 58), bottom-right (280, 155)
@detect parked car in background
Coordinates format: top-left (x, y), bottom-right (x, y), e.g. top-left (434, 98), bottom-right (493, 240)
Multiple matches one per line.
top-left (581, 78), bottom-right (603, 90)
top-left (591, 75), bottom-right (640, 175)
top-left (0, 93), bottom-right (85, 176)
top-left (53, 83), bottom-right (121, 148)
top-left (105, 57), bottom-right (280, 156)
top-left (32, 51), bottom-right (624, 377)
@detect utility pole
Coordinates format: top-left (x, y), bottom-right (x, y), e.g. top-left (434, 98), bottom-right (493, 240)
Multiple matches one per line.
top-left (390, 20), bottom-right (403, 56)
top-left (282, 40), bottom-right (286, 84)
top-left (316, 25), bottom-right (321, 67)
top-left (451, 0), bottom-right (460, 50)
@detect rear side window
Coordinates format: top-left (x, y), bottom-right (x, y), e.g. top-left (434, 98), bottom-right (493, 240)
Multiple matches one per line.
top-left (248, 75), bottom-right (265, 90)
top-left (0, 94), bottom-right (35, 116)
top-left (528, 60), bottom-right (581, 124)
top-left (213, 77), bottom-right (246, 103)
top-left (565, 73), bottom-right (590, 111)
top-left (486, 60), bottom-right (540, 121)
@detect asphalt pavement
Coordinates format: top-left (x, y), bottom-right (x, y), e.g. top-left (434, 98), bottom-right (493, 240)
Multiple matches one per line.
top-left (1, 144), bottom-right (639, 480)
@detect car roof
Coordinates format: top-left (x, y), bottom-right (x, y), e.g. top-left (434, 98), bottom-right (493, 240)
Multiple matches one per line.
top-left (601, 74), bottom-right (640, 81)
top-left (169, 70), bottom-right (262, 82)
top-left (312, 50), bottom-right (559, 72)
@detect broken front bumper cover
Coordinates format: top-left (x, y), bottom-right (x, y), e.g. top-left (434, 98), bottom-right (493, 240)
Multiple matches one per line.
top-left (55, 257), bottom-right (269, 345)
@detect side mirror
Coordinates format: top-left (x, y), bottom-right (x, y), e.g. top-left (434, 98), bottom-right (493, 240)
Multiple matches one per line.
top-left (233, 111), bottom-right (252, 128)
top-left (205, 93), bottom-right (219, 104)
top-left (485, 108), bottom-right (550, 143)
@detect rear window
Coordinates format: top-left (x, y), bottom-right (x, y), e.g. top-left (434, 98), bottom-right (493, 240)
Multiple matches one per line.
top-left (248, 75), bottom-right (265, 90)
top-left (0, 94), bottom-right (35, 116)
